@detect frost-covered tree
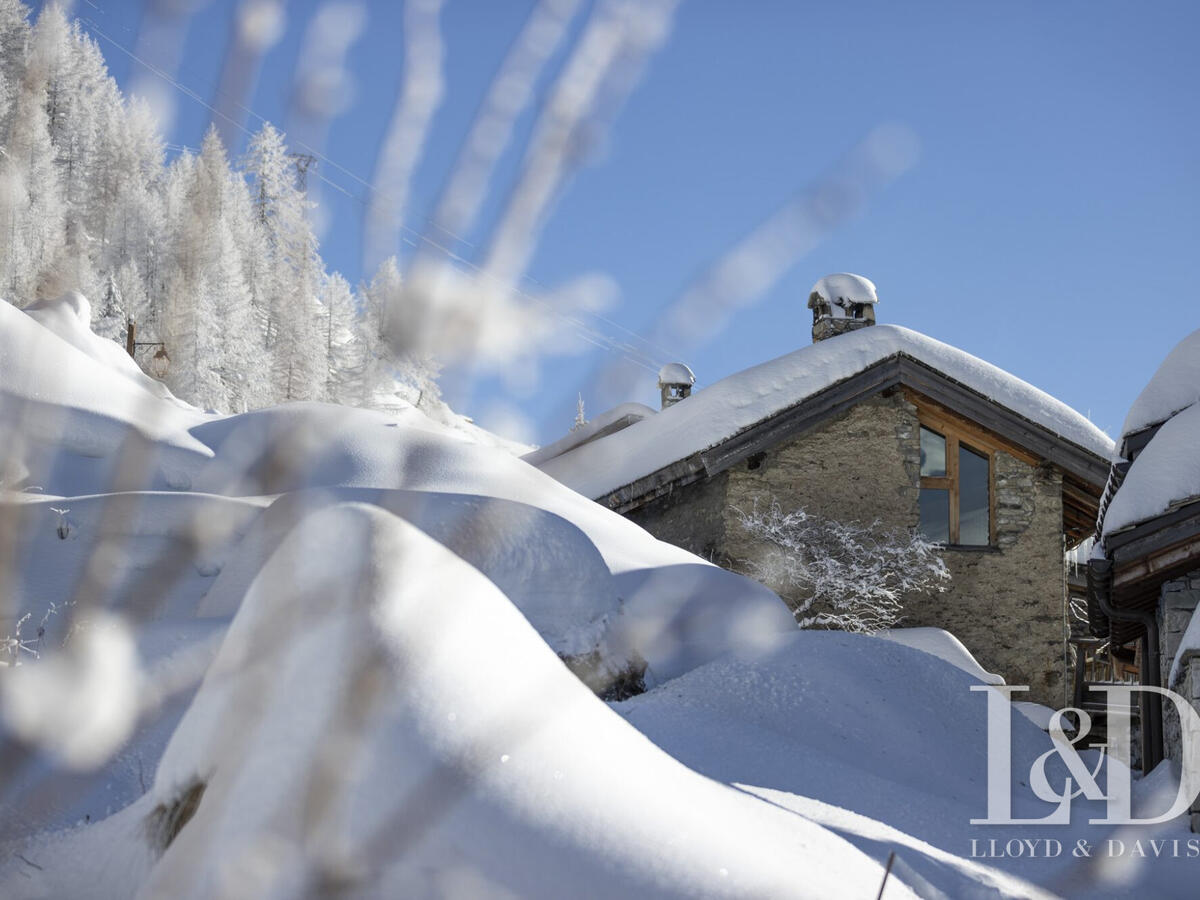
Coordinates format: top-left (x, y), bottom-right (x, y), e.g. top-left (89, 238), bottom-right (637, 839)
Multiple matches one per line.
top-left (570, 393), bottom-right (587, 431)
top-left (164, 128), bottom-right (267, 411)
top-left (244, 123), bottom-right (325, 402)
top-left (0, 5), bottom-right (64, 302)
top-left (321, 271), bottom-right (360, 404)
top-left (734, 501), bottom-right (951, 633)
top-left (0, 1), bottom-right (443, 415)
top-left (93, 271), bottom-right (125, 341)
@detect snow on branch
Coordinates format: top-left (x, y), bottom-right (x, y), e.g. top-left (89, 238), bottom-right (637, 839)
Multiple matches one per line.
top-left (733, 501), bottom-right (949, 633)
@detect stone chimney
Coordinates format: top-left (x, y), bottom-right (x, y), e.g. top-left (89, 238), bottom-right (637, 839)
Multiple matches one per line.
top-left (807, 273), bottom-right (878, 342)
top-left (658, 362), bottom-right (695, 409)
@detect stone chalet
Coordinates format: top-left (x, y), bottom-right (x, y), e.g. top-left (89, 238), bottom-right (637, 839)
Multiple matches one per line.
top-left (533, 274), bottom-right (1115, 707)
top-left (1087, 328), bottom-right (1200, 808)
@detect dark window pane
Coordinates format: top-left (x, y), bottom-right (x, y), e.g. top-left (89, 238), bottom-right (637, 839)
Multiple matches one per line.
top-left (919, 489), bottom-right (949, 543)
top-left (959, 444), bottom-right (990, 545)
top-left (920, 427), bottom-right (946, 477)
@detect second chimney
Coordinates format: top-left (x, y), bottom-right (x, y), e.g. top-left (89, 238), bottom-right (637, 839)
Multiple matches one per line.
top-left (658, 362), bottom-right (695, 409)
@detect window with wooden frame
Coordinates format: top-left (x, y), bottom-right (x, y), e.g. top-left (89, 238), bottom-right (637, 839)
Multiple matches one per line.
top-left (918, 424), bottom-right (993, 546)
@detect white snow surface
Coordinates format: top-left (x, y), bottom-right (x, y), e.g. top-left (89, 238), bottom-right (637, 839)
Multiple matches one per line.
top-left (613, 631), bottom-right (1198, 897)
top-left (22, 293), bottom-right (190, 408)
top-left (1104, 402), bottom-right (1200, 535)
top-left (123, 504), bottom-right (903, 900)
top-left (0, 297), bottom-right (212, 463)
top-left (538, 324), bottom-right (1114, 499)
top-left (1120, 327), bottom-right (1200, 441)
top-left (657, 362), bottom-right (695, 385)
top-left (876, 627), bottom-right (1006, 685)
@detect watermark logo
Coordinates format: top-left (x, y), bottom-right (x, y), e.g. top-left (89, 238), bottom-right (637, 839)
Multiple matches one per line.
top-left (972, 685), bottom-right (1200, 825)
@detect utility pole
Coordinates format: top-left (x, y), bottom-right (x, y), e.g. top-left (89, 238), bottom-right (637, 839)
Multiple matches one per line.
top-left (289, 153), bottom-right (316, 193)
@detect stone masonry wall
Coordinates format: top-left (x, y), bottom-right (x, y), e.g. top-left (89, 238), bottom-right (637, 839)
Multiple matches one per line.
top-left (721, 393), bottom-right (921, 574)
top-left (627, 389), bottom-right (1069, 707)
top-left (624, 470), bottom-right (729, 563)
top-left (1159, 571), bottom-right (1200, 761)
top-left (1158, 569), bottom-right (1200, 832)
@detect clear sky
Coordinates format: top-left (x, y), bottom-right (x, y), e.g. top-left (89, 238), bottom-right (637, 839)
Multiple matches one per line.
top-left (51, 0), bottom-right (1200, 445)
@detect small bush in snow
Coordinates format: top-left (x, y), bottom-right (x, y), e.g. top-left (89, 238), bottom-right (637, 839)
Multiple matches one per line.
top-left (734, 502), bottom-right (950, 633)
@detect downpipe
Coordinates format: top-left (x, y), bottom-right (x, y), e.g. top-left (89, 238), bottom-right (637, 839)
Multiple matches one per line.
top-left (1089, 556), bottom-right (1163, 772)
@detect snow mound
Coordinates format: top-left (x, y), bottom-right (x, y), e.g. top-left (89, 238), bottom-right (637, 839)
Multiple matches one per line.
top-left (1120, 327), bottom-right (1200, 440)
top-left (538, 325), bottom-right (1114, 499)
top-left (0, 298), bottom-right (212, 488)
top-left (809, 272), bottom-right (879, 316)
top-left (1105, 402), bottom-right (1200, 534)
top-left (613, 630), bottom-right (1108, 889)
top-left (875, 627), bottom-right (1005, 685)
top-left (197, 488), bottom-right (620, 662)
top-left (22, 293), bottom-right (187, 408)
top-left (125, 503), bottom-right (903, 900)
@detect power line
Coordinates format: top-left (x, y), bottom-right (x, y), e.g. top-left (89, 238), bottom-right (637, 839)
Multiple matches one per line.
top-left (77, 6), bottom-right (671, 374)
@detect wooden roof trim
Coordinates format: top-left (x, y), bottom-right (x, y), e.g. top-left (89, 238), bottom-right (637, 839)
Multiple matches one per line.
top-left (894, 356), bottom-right (1110, 488)
top-left (1107, 499), bottom-right (1200, 561)
top-left (1120, 422), bottom-right (1161, 462)
top-left (902, 389), bottom-right (1040, 467)
top-left (1112, 531), bottom-right (1200, 609)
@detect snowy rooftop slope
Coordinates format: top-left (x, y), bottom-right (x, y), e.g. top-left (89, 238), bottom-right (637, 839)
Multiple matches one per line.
top-left (1104, 402), bottom-right (1200, 535)
top-left (129, 503), bottom-right (906, 900)
top-left (809, 272), bottom-right (878, 316)
top-left (522, 401), bottom-right (656, 467)
top-left (1120, 327), bottom-right (1200, 441)
top-left (540, 325), bottom-right (1114, 499)
top-left (0, 297), bottom-right (210, 456)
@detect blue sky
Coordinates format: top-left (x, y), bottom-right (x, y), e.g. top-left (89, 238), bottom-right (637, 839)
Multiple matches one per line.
top-left (55, 0), bottom-right (1200, 444)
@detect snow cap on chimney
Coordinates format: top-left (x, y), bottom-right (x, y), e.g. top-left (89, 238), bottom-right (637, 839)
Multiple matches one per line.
top-left (658, 362), bottom-right (695, 409)
top-left (807, 273), bottom-right (878, 343)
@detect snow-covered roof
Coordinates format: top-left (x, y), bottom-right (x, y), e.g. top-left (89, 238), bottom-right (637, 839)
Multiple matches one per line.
top-left (539, 324), bottom-right (1114, 500)
top-left (808, 273), bottom-right (878, 318)
top-left (1120, 327), bottom-right (1200, 442)
top-left (521, 402), bottom-right (656, 467)
top-left (1104, 402), bottom-right (1200, 536)
top-left (658, 362), bottom-right (695, 387)
top-left (1101, 328), bottom-right (1200, 537)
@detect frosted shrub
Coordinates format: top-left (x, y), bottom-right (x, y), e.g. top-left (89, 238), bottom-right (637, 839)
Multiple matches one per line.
top-left (734, 501), bottom-right (950, 633)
